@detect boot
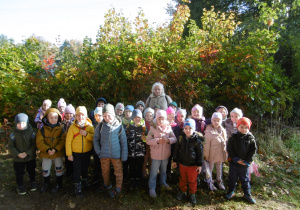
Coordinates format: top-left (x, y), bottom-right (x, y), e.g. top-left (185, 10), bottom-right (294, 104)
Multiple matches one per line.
top-left (51, 175), bottom-right (63, 194)
top-left (40, 176), bottom-right (50, 193)
top-left (81, 179), bottom-right (90, 189)
top-left (75, 183), bottom-right (83, 197)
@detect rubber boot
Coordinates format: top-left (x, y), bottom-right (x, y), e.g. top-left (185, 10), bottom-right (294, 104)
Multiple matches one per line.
top-left (51, 175), bottom-right (63, 194)
top-left (40, 176), bottom-right (50, 193)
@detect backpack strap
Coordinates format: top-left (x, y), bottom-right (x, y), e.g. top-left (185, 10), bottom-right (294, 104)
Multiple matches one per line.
top-left (73, 127), bottom-right (86, 138)
top-left (98, 122), bottom-right (104, 137)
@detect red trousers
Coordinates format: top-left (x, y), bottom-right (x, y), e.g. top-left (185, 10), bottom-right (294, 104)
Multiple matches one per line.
top-left (179, 164), bottom-right (198, 194)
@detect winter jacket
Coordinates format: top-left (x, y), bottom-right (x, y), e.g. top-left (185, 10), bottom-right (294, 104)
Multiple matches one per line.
top-left (36, 108), bottom-right (66, 159)
top-left (61, 117), bottom-right (75, 132)
top-left (34, 107), bottom-right (46, 129)
top-left (145, 93), bottom-right (172, 111)
top-left (170, 123), bottom-right (182, 139)
top-left (65, 119), bottom-right (94, 156)
top-left (89, 97), bottom-right (107, 125)
top-left (227, 131), bottom-right (257, 166)
top-left (192, 117), bottom-right (206, 135)
top-left (126, 124), bottom-right (147, 158)
top-left (204, 125), bottom-right (227, 163)
top-left (9, 124), bottom-right (36, 162)
top-left (173, 131), bottom-right (204, 167)
top-left (93, 118), bottom-right (128, 161)
top-left (146, 124), bottom-right (177, 160)
top-left (225, 118), bottom-right (237, 138)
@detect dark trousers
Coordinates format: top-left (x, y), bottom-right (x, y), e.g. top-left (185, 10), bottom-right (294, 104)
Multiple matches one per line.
top-left (14, 159), bottom-right (36, 186)
top-left (228, 162), bottom-right (251, 195)
top-left (166, 144), bottom-right (175, 174)
top-left (128, 156), bottom-right (144, 179)
top-left (65, 156), bottom-right (73, 176)
top-left (73, 151), bottom-right (91, 183)
top-left (92, 149), bottom-right (101, 179)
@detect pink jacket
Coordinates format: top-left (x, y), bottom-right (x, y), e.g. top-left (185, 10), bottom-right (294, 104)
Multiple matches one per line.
top-left (146, 124), bottom-right (177, 160)
top-left (204, 125), bottom-right (227, 163)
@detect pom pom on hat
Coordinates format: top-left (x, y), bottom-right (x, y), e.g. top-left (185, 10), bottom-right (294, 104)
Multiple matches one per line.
top-left (57, 98), bottom-right (66, 108)
top-left (136, 101), bottom-right (145, 108)
top-left (211, 112), bottom-right (223, 120)
top-left (103, 104), bottom-right (115, 116)
top-left (237, 117), bottom-right (252, 129)
top-left (15, 113), bottom-right (28, 124)
top-left (143, 107), bottom-right (154, 118)
top-left (230, 108), bottom-right (243, 117)
top-left (65, 104), bottom-right (75, 115)
top-left (176, 109), bottom-right (187, 117)
top-left (125, 105), bottom-right (134, 112)
top-left (115, 103), bottom-right (124, 111)
top-left (155, 110), bottom-right (167, 119)
top-left (94, 107), bottom-right (103, 116)
top-left (166, 106), bottom-right (175, 115)
top-left (43, 99), bottom-right (52, 107)
top-left (75, 106), bottom-right (87, 117)
top-left (184, 118), bottom-right (196, 131)
top-left (132, 109), bottom-right (143, 119)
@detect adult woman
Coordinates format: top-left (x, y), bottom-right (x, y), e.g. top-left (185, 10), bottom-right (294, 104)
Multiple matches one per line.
top-left (145, 82), bottom-right (172, 111)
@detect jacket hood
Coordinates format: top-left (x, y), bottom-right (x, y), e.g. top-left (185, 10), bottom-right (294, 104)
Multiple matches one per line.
top-left (95, 97), bottom-right (107, 108)
top-left (42, 108), bottom-right (62, 125)
top-left (73, 118), bottom-right (93, 128)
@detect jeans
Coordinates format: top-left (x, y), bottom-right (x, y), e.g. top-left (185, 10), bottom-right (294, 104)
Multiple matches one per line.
top-left (149, 158), bottom-right (168, 189)
top-left (228, 162), bottom-right (251, 195)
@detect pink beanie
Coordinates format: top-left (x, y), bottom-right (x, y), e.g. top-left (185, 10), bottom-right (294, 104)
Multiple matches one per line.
top-left (57, 98), bottom-right (66, 108)
top-left (156, 109), bottom-right (167, 119)
top-left (166, 106), bottom-right (175, 115)
top-left (192, 104), bottom-right (203, 115)
top-left (65, 104), bottom-right (75, 115)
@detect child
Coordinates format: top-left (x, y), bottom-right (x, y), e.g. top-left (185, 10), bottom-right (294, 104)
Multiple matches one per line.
top-left (9, 113), bottom-right (37, 195)
top-left (57, 98), bottom-right (67, 120)
top-left (93, 104), bottom-right (128, 198)
top-left (136, 100), bottom-right (145, 113)
top-left (115, 102), bottom-right (125, 119)
top-left (153, 105), bottom-right (160, 116)
top-left (122, 105), bottom-right (134, 128)
top-left (89, 97), bottom-right (107, 125)
top-left (144, 107), bottom-right (154, 130)
top-left (203, 112), bottom-right (227, 191)
top-left (145, 82), bottom-right (173, 110)
top-left (169, 101), bottom-right (178, 111)
top-left (225, 117), bottom-right (257, 204)
top-left (66, 106), bottom-right (95, 197)
top-left (93, 107), bottom-right (103, 127)
top-left (175, 108), bottom-right (187, 129)
top-left (34, 99), bottom-right (51, 129)
top-left (191, 104), bottom-right (206, 135)
top-left (205, 106), bottom-right (228, 127)
top-left (225, 108), bottom-right (243, 138)
top-left (172, 118), bottom-right (203, 204)
top-left (36, 108), bottom-right (66, 194)
top-left (126, 109), bottom-right (147, 189)
top-left (146, 109), bottom-right (177, 198)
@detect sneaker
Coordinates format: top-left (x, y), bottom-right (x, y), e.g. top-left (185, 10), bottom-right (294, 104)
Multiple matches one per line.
top-left (75, 183), bottom-right (83, 197)
top-left (30, 181), bottom-right (37, 192)
top-left (96, 184), bottom-right (112, 193)
top-left (244, 194), bottom-right (256, 204)
top-left (176, 191), bottom-right (187, 201)
top-left (224, 191), bottom-right (235, 200)
top-left (108, 187), bottom-right (121, 198)
top-left (190, 194), bottom-right (197, 204)
top-left (17, 185), bottom-right (26, 195)
top-left (149, 188), bottom-right (157, 198)
top-left (161, 184), bottom-right (172, 191)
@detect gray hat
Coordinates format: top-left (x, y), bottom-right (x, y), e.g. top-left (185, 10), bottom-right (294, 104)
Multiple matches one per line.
top-left (136, 100), bottom-right (145, 108)
top-left (132, 109), bottom-right (143, 119)
top-left (15, 113), bottom-right (28, 124)
top-left (103, 103), bottom-right (115, 116)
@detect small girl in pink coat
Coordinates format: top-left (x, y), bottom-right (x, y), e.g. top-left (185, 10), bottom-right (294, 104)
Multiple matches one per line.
top-left (204, 112), bottom-right (227, 191)
top-left (146, 109), bottom-right (177, 198)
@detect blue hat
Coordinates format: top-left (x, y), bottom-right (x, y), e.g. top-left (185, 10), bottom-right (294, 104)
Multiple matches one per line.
top-left (15, 113), bottom-right (29, 124)
top-left (94, 107), bottom-right (103, 116)
top-left (132, 109), bottom-right (143, 119)
top-left (184, 118), bottom-right (195, 131)
top-left (125, 105), bottom-right (134, 112)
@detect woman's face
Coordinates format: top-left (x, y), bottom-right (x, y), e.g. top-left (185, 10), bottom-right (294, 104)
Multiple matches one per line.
top-left (153, 85), bottom-right (162, 96)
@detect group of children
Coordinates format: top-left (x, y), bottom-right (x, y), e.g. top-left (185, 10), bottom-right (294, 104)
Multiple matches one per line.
top-left (8, 82), bottom-right (257, 205)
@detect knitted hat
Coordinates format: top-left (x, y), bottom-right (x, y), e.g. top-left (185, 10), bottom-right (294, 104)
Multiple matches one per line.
top-left (43, 99), bottom-right (52, 107)
top-left (237, 117), bottom-right (252, 129)
top-left (65, 104), bottom-right (75, 115)
top-left (169, 101), bottom-right (178, 107)
top-left (215, 105), bottom-right (228, 115)
top-left (15, 113), bottom-right (28, 124)
top-left (125, 105), bottom-right (134, 112)
top-left (132, 109), bottom-right (143, 119)
top-left (94, 107), bottom-right (103, 116)
top-left (155, 110), bottom-right (167, 119)
top-left (75, 106), bottom-right (87, 117)
top-left (143, 107), bottom-right (154, 118)
top-left (176, 109), bottom-right (187, 117)
top-left (192, 104), bottom-right (203, 115)
top-left (153, 105), bottom-right (160, 110)
top-left (136, 100), bottom-right (145, 108)
top-left (184, 118), bottom-right (196, 131)
top-left (115, 102), bottom-right (125, 111)
top-left (57, 98), bottom-right (66, 108)
top-left (211, 112), bottom-right (222, 120)
top-left (166, 106), bottom-right (175, 115)
top-left (230, 108), bottom-right (243, 117)
top-left (103, 103), bottom-right (115, 116)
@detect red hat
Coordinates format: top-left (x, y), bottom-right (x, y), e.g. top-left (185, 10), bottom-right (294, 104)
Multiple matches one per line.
top-left (237, 117), bottom-right (252, 129)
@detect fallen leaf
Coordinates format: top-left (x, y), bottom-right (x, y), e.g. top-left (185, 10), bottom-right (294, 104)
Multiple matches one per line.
top-left (287, 158), bottom-right (294, 164)
top-left (293, 170), bottom-right (298, 175)
top-left (69, 202), bottom-right (76, 209)
top-left (271, 191), bottom-right (277, 198)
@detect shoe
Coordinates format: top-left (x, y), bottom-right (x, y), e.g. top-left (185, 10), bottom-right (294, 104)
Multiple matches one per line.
top-left (149, 188), bottom-right (157, 198)
top-left (217, 181), bottom-right (225, 190)
top-left (161, 184), bottom-right (172, 191)
top-left (190, 194), bottom-right (197, 204)
top-left (40, 176), bottom-right (50, 193)
top-left (208, 182), bottom-right (217, 191)
top-left (75, 183), bottom-right (83, 197)
top-left (51, 176), bottom-right (63, 194)
top-left (108, 187), bottom-right (121, 198)
top-left (176, 191), bottom-right (187, 200)
top-left (197, 176), bottom-right (201, 186)
top-left (17, 185), bottom-right (26, 195)
top-left (244, 194), bottom-right (256, 204)
top-left (96, 184), bottom-right (112, 193)
top-left (81, 179), bottom-right (90, 189)
top-left (30, 181), bottom-right (37, 192)
top-left (224, 191), bottom-right (235, 200)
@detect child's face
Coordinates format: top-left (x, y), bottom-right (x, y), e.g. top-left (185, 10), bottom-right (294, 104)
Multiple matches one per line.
top-left (42, 103), bottom-right (50, 111)
top-left (47, 112), bottom-right (58, 124)
top-left (145, 112), bottom-right (153, 122)
top-left (124, 110), bottom-right (132, 119)
top-left (153, 85), bottom-right (162, 96)
top-left (65, 113), bottom-right (74, 121)
top-left (184, 125), bottom-right (193, 137)
top-left (17, 122), bottom-right (27, 130)
top-left (157, 117), bottom-right (166, 127)
top-left (176, 114), bottom-right (185, 123)
top-left (95, 114), bottom-right (103, 123)
top-left (217, 108), bottom-right (227, 120)
top-left (103, 112), bottom-right (114, 124)
top-left (58, 106), bottom-right (66, 113)
top-left (137, 105), bottom-right (144, 112)
top-left (115, 109), bottom-right (123, 116)
top-left (133, 116), bottom-right (141, 125)
top-left (97, 101), bottom-right (105, 108)
top-left (192, 109), bottom-right (201, 120)
top-left (167, 113), bottom-right (175, 123)
top-left (230, 112), bottom-right (240, 123)
top-left (212, 118), bottom-right (221, 128)
top-left (76, 113), bottom-right (86, 124)
top-left (170, 105), bottom-right (176, 110)
top-left (238, 124), bottom-right (249, 134)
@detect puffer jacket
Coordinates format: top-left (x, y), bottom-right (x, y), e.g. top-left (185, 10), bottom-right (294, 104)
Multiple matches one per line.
top-left (36, 108), bottom-right (66, 159)
top-left (145, 93), bottom-right (172, 110)
top-left (93, 118), bottom-right (128, 161)
top-left (9, 124), bottom-right (36, 162)
top-left (146, 124), bottom-right (177, 160)
top-left (126, 123), bottom-right (147, 158)
top-left (65, 118), bottom-right (94, 156)
top-left (34, 107), bottom-right (46, 129)
top-left (227, 131), bottom-right (257, 166)
top-left (204, 125), bottom-right (227, 163)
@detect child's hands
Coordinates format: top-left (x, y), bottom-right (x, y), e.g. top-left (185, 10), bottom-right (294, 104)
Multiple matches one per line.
top-left (80, 129), bottom-right (87, 136)
top-left (40, 115), bottom-right (43, 120)
top-left (51, 149), bottom-right (56, 154)
top-left (237, 160), bottom-right (246, 165)
top-left (68, 155), bottom-right (74, 161)
top-left (158, 138), bottom-right (164, 144)
top-left (18, 152), bottom-right (27, 159)
top-left (162, 138), bottom-right (170, 143)
top-left (172, 162), bottom-right (177, 168)
top-left (48, 149), bottom-right (55, 156)
top-left (196, 166), bottom-right (202, 174)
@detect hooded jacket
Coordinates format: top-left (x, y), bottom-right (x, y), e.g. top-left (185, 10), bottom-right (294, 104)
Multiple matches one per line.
top-left (89, 97), bottom-right (107, 125)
